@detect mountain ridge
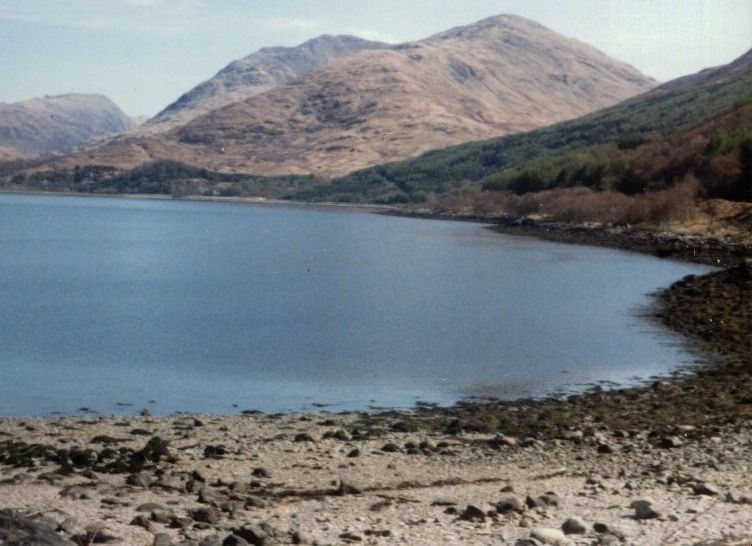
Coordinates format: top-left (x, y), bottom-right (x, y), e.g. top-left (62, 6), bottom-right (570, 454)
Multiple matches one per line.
top-left (0, 93), bottom-right (133, 157)
top-left (143, 34), bottom-right (391, 132)
top-left (54, 14), bottom-right (656, 177)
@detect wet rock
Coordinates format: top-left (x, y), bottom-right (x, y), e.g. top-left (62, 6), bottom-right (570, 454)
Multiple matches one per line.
top-left (561, 517), bottom-right (586, 534)
top-left (630, 498), bottom-right (663, 520)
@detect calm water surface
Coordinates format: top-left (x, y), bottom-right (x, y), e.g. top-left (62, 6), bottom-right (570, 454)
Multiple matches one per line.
top-left (0, 194), bottom-right (712, 416)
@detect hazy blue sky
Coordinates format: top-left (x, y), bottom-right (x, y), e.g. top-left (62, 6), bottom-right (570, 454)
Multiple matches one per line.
top-left (1, 0), bottom-right (750, 116)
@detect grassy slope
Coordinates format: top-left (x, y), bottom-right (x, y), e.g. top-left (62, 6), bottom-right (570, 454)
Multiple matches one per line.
top-left (290, 49), bottom-right (752, 203)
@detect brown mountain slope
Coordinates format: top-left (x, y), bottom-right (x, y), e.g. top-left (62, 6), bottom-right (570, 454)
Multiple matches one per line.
top-left (54, 14), bottom-right (656, 177)
top-left (0, 94), bottom-right (133, 157)
top-left (142, 34), bottom-right (390, 133)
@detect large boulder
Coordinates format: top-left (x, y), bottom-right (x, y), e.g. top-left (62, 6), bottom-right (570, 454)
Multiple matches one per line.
top-left (0, 509), bottom-right (76, 546)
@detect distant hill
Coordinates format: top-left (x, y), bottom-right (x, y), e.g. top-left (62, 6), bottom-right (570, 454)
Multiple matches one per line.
top-left (51, 14), bottom-right (655, 177)
top-left (142, 34), bottom-right (390, 133)
top-left (0, 94), bottom-right (133, 157)
top-left (294, 47), bottom-right (751, 203)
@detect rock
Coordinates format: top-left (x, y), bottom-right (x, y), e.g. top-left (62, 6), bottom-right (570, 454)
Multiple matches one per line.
top-left (381, 442), bottom-right (400, 452)
top-left (431, 498), bottom-right (457, 507)
top-left (459, 504), bottom-right (486, 522)
top-left (659, 436), bottom-right (683, 449)
top-left (419, 439), bottom-right (437, 451)
top-left (593, 522), bottom-right (626, 540)
top-left (336, 478), bottom-right (362, 495)
top-left (293, 433), bottom-right (315, 442)
top-left (347, 448), bottom-right (360, 457)
top-left (222, 535), bottom-right (250, 546)
top-left (251, 467), bottom-right (271, 478)
top-left (199, 537), bottom-right (223, 546)
top-left (189, 507), bottom-right (220, 524)
top-left (489, 434), bottom-right (518, 448)
top-left (198, 487), bottom-right (218, 504)
top-left (291, 529), bottom-right (314, 544)
top-left (630, 498), bottom-right (662, 520)
top-left (153, 533), bottom-right (173, 546)
top-left (156, 474), bottom-right (185, 491)
top-left (561, 430), bottom-right (583, 442)
top-left (515, 540), bottom-right (542, 546)
top-left (692, 482), bottom-right (720, 496)
top-left (72, 524), bottom-right (121, 544)
top-left (152, 510), bottom-right (176, 524)
top-left (597, 535), bottom-right (622, 545)
top-left (561, 517), bottom-right (586, 534)
top-left (127, 471), bottom-right (154, 487)
top-left (496, 495), bottom-right (525, 514)
top-left (59, 485), bottom-right (90, 500)
top-left (130, 514), bottom-right (154, 531)
top-left (231, 524), bottom-right (267, 545)
top-left (527, 492), bottom-right (559, 509)
top-left (203, 445), bottom-right (227, 459)
top-left (530, 527), bottom-right (574, 545)
top-left (0, 509), bottom-right (77, 545)
top-left (136, 502), bottom-right (165, 513)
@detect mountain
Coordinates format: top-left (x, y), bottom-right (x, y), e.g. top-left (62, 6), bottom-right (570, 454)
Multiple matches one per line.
top-left (0, 94), bottom-right (133, 157)
top-left (143, 34), bottom-right (390, 133)
top-left (294, 47), bottom-right (752, 203)
top-left (53, 15), bottom-right (655, 177)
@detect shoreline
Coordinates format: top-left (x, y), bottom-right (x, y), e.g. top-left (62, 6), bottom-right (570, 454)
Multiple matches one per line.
top-left (1, 194), bottom-right (750, 544)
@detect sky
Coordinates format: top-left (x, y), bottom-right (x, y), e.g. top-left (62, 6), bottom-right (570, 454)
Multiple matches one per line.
top-left (1, 0), bottom-right (750, 117)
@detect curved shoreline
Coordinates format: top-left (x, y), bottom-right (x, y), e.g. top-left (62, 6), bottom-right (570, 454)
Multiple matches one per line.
top-left (0, 199), bottom-right (750, 545)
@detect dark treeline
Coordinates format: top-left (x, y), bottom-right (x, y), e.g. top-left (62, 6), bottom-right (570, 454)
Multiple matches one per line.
top-left (1, 160), bottom-right (320, 199)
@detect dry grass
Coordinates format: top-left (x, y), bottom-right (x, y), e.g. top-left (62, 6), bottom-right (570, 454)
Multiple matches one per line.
top-left (436, 177), bottom-right (701, 226)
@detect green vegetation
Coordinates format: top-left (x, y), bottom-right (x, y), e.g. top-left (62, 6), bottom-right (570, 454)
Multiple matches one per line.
top-left (1, 160), bottom-right (320, 199)
top-left (291, 51), bottom-right (752, 203)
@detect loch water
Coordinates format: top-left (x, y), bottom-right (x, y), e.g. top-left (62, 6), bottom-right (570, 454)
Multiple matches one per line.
top-left (0, 194), bottom-right (713, 416)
